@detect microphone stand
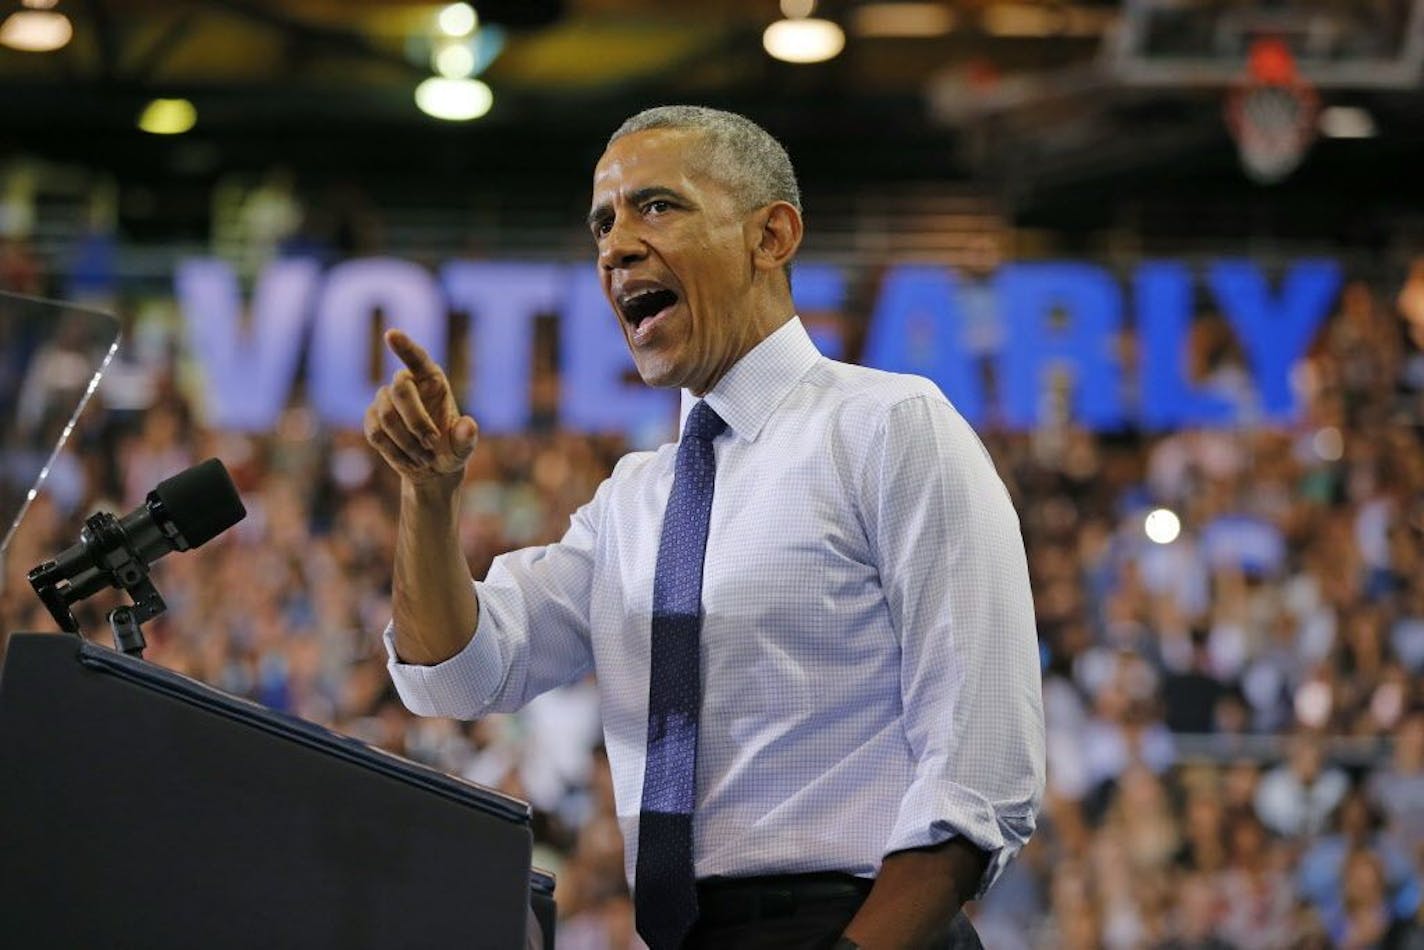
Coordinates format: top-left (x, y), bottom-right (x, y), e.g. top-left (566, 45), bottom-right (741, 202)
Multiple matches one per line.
top-left (27, 510), bottom-right (169, 659)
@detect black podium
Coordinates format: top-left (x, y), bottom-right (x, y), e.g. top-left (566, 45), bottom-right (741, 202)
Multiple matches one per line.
top-left (0, 633), bottom-right (551, 949)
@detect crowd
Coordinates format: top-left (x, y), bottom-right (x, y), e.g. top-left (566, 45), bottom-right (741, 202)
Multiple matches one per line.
top-left (2, 230), bottom-right (1422, 948)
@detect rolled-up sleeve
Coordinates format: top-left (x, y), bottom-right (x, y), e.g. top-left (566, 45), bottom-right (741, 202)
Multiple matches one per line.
top-left (862, 393), bottom-right (1045, 898)
top-left (384, 475), bottom-right (610, 721)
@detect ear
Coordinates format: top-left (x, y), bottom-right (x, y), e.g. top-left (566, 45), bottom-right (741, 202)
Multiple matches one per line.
top-left (748, 201), bottom-right (803, 275)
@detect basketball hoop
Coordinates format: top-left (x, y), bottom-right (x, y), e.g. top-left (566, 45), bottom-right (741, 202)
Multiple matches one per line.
top-left (1224, 37), bottom-right (1319, 184)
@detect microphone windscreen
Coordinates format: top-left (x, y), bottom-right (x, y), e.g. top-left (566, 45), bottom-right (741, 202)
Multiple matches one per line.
top-left (152, 458), bottom-right (247, 548)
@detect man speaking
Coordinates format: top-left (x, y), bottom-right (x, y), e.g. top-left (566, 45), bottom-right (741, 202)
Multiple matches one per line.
top-left (366, 106), bottom-right (1044, 949)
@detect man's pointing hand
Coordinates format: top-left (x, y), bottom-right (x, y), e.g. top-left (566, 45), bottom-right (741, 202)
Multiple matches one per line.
top-left (364, 329), bottom-right (479, 487)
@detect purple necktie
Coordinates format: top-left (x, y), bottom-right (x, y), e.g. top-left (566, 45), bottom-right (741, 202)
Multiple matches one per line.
top-left (634, 400), bottom-right (726, 950)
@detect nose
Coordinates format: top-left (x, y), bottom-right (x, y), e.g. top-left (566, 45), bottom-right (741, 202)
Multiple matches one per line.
top-left (599, 214), bottom-right (647, 271)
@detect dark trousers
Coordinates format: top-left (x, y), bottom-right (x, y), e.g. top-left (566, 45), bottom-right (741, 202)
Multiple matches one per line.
top-left (683, 873), bottom-right (983, 950)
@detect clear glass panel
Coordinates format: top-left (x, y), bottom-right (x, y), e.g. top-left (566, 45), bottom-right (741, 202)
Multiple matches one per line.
top-left (0, 291), bottom-right (119, 557)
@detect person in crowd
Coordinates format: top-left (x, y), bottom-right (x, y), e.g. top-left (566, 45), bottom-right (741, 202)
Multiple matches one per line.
top-left (1254, 729), bottom-right (1350, 837)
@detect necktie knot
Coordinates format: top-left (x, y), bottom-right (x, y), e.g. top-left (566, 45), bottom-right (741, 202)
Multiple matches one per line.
top-left (684, 400), bottom-right (727, 444)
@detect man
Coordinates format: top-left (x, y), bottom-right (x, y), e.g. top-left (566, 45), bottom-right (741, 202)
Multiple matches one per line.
top-left (366, 106), bottom-right (1044, 949)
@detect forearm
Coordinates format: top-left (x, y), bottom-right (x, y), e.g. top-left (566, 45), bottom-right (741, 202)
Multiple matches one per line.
top-left (841, 838), bottom-right (987, 950)
top-left (391, 476), bottom-right (479, 665)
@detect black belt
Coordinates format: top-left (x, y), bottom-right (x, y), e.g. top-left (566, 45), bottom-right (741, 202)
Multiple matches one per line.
top-left (695, 872), bottom-right (873, 927)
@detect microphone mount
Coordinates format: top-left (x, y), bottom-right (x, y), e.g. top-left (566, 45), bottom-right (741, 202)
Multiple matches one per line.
top-left (29, 508), bottom-right (169, 658)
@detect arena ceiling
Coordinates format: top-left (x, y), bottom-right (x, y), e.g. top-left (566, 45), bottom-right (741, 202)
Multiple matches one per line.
top-left (1, 0), bottom-right (1422, 230)
top-left (0, 1), bottom-right (1112, 92)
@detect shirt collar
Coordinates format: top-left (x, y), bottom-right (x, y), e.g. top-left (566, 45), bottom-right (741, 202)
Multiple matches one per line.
top-left (678, 316), bottom-right (821, 443)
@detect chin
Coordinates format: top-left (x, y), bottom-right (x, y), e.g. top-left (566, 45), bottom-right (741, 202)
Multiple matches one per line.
top-left (635, 367), bottom-right (686, 390)
top-left (631, 353), bottom-right (691, 391)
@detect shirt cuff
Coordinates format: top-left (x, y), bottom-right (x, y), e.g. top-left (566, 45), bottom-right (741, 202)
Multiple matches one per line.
top-left (383, 591), bottom-right (507, 720)
top-left (883, 775), bottom-right (1036, 900)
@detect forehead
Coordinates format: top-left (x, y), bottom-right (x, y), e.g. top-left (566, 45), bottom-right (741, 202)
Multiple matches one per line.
top-left (592, 128), bottom-right (711, 197)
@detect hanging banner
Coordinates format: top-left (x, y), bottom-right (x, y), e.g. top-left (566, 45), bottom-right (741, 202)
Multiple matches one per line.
top-left (176, 256), bottom-right (1341, 439)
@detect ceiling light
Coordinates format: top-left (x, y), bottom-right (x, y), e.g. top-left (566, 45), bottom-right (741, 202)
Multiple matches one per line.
top-left (1318, 105), bottom-right (1376, 139)
top-left (138, 98), bottom-right (197, 135)
top-left (0, 10), bottom-right (72, 51)
top-left (437, 3), bottom-right (477, 37)
top-left (434, 42), bottom-right (475, 78)
top-left (415, 77), bottom-right (493, 121)
top-left (22, 0), bottom-right (61, 9)
top-left (852, 3), bottom-right (955, 38)
top-left (763, 18), bottom-right (845, 64)
top-left (780, 0), bottom-right (816, 18)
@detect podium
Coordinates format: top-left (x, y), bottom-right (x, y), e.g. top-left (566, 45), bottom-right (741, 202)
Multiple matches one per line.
top-left (0, 633), bottom-right (552, 949)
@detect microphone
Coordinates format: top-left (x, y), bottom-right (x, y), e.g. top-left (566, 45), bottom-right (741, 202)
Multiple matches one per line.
top-left (28, 458), bottom-right (246, 645)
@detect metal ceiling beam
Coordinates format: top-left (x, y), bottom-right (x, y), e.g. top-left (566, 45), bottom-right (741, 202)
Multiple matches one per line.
top-left (124, 8), bottom-right (201, 82)
top-left (196, 0), bottom-right (426, 78)
top-left (78, 0), bottom-right (120, 81)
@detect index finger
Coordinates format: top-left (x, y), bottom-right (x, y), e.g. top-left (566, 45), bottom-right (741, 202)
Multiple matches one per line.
top-left (385, 329), bottom-right (442, 381)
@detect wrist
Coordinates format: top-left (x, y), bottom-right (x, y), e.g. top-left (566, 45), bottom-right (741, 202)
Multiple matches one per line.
top-left (402, 471), bottom-right (464, 507)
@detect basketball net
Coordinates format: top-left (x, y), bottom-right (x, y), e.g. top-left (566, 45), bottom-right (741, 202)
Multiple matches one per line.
top-left (1224, 37), bottom-right (1319, 184)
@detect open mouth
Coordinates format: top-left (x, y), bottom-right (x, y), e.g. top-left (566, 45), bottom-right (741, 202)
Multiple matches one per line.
top-left (618, 287), bottom-right (680, 331)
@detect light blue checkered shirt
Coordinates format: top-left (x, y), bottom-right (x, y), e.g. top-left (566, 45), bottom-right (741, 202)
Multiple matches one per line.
top-left (385, 317), bottom-right (1045, 898)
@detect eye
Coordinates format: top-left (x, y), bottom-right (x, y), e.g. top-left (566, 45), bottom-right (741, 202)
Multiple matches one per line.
top-left (644, 199), bottom-right (672, 216)
top-left (592, 217), bottom-right (613, 238)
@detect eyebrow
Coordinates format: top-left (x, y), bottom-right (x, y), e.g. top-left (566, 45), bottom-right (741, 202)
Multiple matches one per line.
top-left (587, 186), bottom-right (691, 231)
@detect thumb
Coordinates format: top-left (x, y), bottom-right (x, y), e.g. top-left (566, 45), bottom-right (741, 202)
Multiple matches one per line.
top-left (451, 416), bottom-right (479, 459)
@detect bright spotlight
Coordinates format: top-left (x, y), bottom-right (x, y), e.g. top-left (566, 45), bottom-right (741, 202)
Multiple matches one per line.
top-left (0, 10), bottom-right (72, 51)
top-left (438, 3), bottom-right (477, 37)
top-left (415, 77), bottom-right (493, 121)
top-left (434, 42), bottom-right (476, 78)
top-left (780, 0), bottom-right (816, 17)
top-left (138, 99), bottom-right (197, 135)
top-left (763, 18), bottom-right (845, 64)
top-left (1144, 508), bottom-right (1181, 545)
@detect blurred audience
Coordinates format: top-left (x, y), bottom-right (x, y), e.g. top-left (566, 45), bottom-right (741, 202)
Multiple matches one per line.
top-left (3, 245), bottom-right (1423, 950)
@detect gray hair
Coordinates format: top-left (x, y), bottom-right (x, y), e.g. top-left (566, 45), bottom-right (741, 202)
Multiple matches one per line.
top-left (607, 105), bottom-right (801, 214)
